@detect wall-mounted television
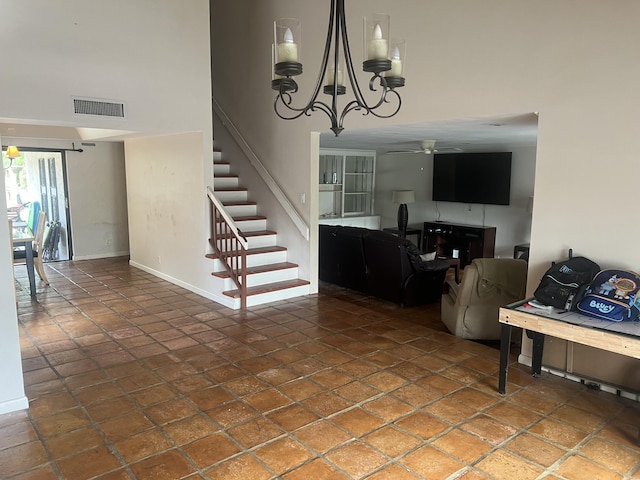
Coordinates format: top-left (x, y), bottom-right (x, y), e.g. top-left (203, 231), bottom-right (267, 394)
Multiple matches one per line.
top-left (432, 152), bottom-right (512, 206)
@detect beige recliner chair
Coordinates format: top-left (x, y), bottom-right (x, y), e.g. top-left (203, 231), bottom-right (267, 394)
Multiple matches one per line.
top-left (441, 258), bottom-right (527, 340)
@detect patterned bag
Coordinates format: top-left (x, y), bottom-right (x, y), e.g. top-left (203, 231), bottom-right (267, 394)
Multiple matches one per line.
top-left (577, 269), bottom-right (640, 321)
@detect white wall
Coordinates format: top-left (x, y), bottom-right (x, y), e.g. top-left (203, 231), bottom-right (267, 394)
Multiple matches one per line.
top-left (0, 134), bottom-right (28, 414)
top-left (66, 142), bottom-right (129, 259)
top-left (375, 146), bottom-right (536, 258)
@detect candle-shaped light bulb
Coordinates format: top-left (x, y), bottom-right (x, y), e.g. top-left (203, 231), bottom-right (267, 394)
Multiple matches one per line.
top-left (367, 23), bottom-right (388, 60)
top-left (284, 27), bottom-right (294, 43)
top-left (388, 46), bottom-right (402, 76)
top-left (278, 26), bottom-right (299, 62)
top-left (373, 24), bottom-right (382, 40)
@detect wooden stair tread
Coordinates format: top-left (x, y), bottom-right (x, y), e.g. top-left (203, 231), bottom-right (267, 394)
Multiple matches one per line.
top-left (223, 279), bottom-right (310, 298)
top-left (221, 201), bottom-right (257, 206)
top-left (215, 187), bottom-right (247, 192)
top-left (206, 246), bottom-right (287, 260)
top-left (213, 230), bottom-right (276, 240)
top-left (214, 174), bottom-right (237, 178)
top-left (212, 261), bottom-right (298, 278)
top-left (233, 215), bottom-right (267, 221)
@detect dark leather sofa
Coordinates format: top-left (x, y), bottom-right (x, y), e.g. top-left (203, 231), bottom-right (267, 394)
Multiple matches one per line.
top-left (319, 225), bottom-right (450, 306)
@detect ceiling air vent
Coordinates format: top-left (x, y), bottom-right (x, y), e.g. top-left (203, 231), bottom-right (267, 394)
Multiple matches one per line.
top-left (72, 97), bottom-right (126, 118)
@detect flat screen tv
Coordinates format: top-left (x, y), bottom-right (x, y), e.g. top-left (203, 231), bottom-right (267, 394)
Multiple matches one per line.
top-left (432, 152), bottom-right (512, 205)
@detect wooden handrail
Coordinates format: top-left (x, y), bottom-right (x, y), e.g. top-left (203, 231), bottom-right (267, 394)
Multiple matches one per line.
top-left (207, 187), bottom-right (248, 310)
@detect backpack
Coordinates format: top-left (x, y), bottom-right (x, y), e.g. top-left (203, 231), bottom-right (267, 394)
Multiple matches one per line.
top-left (576, 269), bottom-right (640, 321)
top-left (533, 254), bottom-right (601, 310)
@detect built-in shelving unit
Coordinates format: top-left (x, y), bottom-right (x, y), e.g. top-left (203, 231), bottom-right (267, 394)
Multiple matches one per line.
top-left (319, 149), bottom-right (376, 221)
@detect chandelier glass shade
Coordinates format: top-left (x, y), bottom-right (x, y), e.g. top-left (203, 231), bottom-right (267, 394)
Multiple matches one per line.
top-left (272, 0), bottom-right (406, 136)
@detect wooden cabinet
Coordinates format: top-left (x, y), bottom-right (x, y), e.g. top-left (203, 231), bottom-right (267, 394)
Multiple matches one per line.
top-left (423, 221), bottom-right (496, 269)
top-left (319, 149), bottom-right (376, 219)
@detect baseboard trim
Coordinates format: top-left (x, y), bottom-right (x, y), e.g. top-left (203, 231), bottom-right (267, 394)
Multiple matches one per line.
top-left (73, 251), bottom-right (130, 261)
top-left (128, 260), bottom-right (233, 308)
top-left (0, 396), bottom-right (29, 415)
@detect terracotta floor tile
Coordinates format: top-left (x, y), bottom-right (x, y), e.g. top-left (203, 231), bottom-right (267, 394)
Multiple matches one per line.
top-left (129, 449), bottom-right (195, 480)
top-left (576, 437), bottom-right (640, 475)
top-left (485, 401), bottom-right (541, 429)
top-left (326, 441), bottom-right (388, 478)
top-left (114, 429), bottom-right (173, 463)
top-left (84, 395), bottom-right (137, 422)
top-left (0, 421), bottom-right (39, 450)
top-left (555, 454), bottom-right (624, 480)
top-left (423, 397), bottom-right (476, 424)
top-left (205, 453), bottom-right (271, 480)
top-left (28, 392), bottom-right (79, 419)
top-left (162, 415), bottom-right (219, 445)
top-left (433, 428), bottom-right (493, 463)
top-left (395, 412), bottom-right (449, 440)
top-left (227, 416), bottom-right (283, 449)
top-left (145, 398), bottom-right (198, 425)
top-left (279, 378), bottom-right (325, 401)
top-left (0, 441), bottom-right (49, 478)
top-left (244, 388), bottom-right (292, 413)
top-left (254, 437), bottom-right (314, 475)
top-left (476, 449), bottom-right (545, 480)
top-left (303, 392), bottom-right (352, 417)
top-left (460, 413), bottom-right (519, 445)
top-left (366, 463), bottom-right (424, 480)
top-left (364, 396), bottom-right (413, 422)
top-left (267, 404), bottom-right (320, 431)
top-left (34, 408), bottom-right (92, 437)
top-left (56, 445), bottom-right (122, 480)
top-left (206, 400), bottom-right (258, 428)
top-left (332, 408), bottom-right (385, 436)
top-left (401, 444), bottom-right (465, 479)
top-left (364, 425), bottom-right (422, 457)
top-left (393, 384), bottom-right (441, 407)
top-left (100, 411), bottom-right (154, 441)
top-left (529, 417), bottom-right (589, 449)
top-left (46, 426), bottom-right (105, 459)
top-left (182, 433), bottom-right (241, 469)
top-left (294, 420), bottom-right (352, 452)
top-left (364, 371), bottom-right (408, 391)
top-left (283, 458), bottom-right (350, 480)
top-left (504, 432), bottom-right (566, 468)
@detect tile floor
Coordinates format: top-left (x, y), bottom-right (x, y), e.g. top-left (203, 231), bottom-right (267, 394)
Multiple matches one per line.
top-left (3, 257), bottom-right (640, 480)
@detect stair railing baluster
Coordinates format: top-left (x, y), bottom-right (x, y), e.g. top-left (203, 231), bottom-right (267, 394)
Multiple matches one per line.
top-left (207, 186), bottom-right (249, 309)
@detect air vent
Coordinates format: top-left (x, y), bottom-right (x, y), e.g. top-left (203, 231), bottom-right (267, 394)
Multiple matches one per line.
top-left (73, 97), bottom-right (126, 118)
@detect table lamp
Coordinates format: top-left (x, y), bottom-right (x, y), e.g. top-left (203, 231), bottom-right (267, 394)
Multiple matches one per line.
top-left (392, 190), bottom-right (415, 236)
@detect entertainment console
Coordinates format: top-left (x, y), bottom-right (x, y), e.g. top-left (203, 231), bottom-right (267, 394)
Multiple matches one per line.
top-left (423, 221), bottom-right (496, 269)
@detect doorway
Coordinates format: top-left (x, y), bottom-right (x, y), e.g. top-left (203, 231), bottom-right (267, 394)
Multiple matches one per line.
top-left (4, 148), bottom-right (72, 261)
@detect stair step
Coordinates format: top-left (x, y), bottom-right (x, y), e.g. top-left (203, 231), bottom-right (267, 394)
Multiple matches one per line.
top-left (222, 201), bottom-right (257, 207)
top-left (215, 187), bottom-right (247, 192)
top-left (223, 278), bottom-right (311, 299)
top-left (215, 174), bottom-right (238, 178)
top-left (206, 245), bottom-right (287, 260)
top-left (216, 230), bottom-right (276, 239)
top-left (212, 261), bottom-right (298, 279)
top-left (234, 215), bottom-right (267, 222)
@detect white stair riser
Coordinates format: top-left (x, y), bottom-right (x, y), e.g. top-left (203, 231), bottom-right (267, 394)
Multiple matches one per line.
top-left (221, 267), bottom-right (298, 289)
top-left (234, 219), bottom-right (267, 232)
top-left (213, 234), bottom-right (276, 251)
top-left (214, 166), bottom-right (230, 176)
top-left (213, 151), bottom-right (223, 161)
top-left (246, 234), bottom-right (277, 249)
top-left (244, 285), bottom-right (311, 307)
top-left (209, 250), bottom-right (288, 272)
top-left (215, 191), bottom-right (248, 203)
top-left (214, 177), bottom-right (239, 189)
top-left (223, 205), bottom-right (257, 217)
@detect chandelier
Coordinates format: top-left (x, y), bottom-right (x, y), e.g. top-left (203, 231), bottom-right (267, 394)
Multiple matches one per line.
top-left (271, 0), bottom-right (406, 136)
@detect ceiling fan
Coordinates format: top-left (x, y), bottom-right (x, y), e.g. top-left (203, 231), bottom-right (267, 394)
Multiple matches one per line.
top-left (385, 140), bottom-right (463, 155)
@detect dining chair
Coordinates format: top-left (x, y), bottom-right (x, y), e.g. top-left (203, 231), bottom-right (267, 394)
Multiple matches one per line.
top-left (13, 211), bottom-right (50, 285)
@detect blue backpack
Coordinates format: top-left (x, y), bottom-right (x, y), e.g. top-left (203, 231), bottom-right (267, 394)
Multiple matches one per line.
top-left (576, 269), bottom-right (640, 321)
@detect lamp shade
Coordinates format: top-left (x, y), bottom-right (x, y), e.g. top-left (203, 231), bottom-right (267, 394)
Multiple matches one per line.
top-left (5, 146), bottom-right (20, 159)
top-left (392, 190), bottom-right (415, 204)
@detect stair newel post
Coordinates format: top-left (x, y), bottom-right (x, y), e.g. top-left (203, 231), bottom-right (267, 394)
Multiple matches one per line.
top-left (240, 248), bottom-right (247, 310)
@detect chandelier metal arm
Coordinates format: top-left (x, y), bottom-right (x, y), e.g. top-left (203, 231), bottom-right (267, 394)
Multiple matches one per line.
top-left (272, 0), bottom-right (403, 135)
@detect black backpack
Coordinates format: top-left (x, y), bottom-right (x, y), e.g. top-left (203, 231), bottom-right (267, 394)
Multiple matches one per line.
top-left (534, 251), bottom-right (600, 310)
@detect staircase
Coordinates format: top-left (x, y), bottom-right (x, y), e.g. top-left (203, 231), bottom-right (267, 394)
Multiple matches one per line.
top-left (207, 150), bottom-right (310, 309)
